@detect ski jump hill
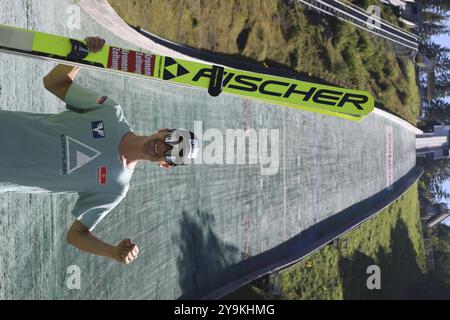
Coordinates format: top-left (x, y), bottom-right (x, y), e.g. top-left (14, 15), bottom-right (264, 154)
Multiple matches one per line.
top-left (0, 0), bottom-right (422, 299)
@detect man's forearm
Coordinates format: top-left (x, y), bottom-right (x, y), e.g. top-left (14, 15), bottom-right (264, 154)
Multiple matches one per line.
top-left (68, 230), bottom-right (116, 260)
top-left (43, 64), bottom-right (81, 85)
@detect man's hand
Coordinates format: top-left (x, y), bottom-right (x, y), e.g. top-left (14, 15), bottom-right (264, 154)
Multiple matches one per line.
top-left (113, 239), bottom-right (140, 264)
top-left (84, 36), bottom-right (106, 53)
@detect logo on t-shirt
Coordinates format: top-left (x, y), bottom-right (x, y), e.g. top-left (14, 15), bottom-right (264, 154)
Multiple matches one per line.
top-left (91, 121), bottom-right (105, 139)
top-left (61, 135), bottom-right (102, 175)
top-left (97, 166), bottom-right (107, 185)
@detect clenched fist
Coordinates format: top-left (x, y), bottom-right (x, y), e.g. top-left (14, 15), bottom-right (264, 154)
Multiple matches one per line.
top-left (84, 36), bottom-right (105, 53)
top-left (113, 239), bottom-right (139, 264)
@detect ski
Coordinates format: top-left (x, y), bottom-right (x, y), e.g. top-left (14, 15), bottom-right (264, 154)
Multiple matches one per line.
top-left (0, 24), bottom-right (374, 121)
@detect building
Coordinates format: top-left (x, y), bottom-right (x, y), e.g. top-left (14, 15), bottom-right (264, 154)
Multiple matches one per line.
top-left (416, 125), bottom-right (450, 160)
top-left (421, 203), bottom-right (448, 220)
top-left (427, 211), bottom-right (450, 228)
top-left (420, 203), bottom-right (450, 228)
top-left (380, 0), bottom-right (422, 30)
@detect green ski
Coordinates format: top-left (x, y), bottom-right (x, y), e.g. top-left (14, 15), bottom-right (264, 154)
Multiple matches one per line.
top-left (0, 24), bottom-right (374, 121)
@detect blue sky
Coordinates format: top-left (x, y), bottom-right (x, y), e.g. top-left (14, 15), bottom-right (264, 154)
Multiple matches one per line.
top-left (432, 17), bottom-right (450, 225)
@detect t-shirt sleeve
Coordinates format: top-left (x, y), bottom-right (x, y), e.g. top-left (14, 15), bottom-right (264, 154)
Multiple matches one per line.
top-left (71, 192), bottom-right (126, 231)
top-left (64, 82), bottom-right (119, 112)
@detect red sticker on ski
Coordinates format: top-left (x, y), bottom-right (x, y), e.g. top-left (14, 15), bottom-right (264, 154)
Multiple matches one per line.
top-left (107, 47), bottom-right (155, 76)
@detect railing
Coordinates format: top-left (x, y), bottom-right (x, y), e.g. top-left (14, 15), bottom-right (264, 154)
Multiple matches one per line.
top-left (296, 0), bottom-right (420, 52)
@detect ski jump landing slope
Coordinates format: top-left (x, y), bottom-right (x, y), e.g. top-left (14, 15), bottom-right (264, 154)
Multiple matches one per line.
top-left (0, 0), bottom-right (420, 299)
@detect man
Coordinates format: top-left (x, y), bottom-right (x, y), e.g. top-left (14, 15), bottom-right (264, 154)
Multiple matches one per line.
top-left (0, 36), bottom-right (199, 264)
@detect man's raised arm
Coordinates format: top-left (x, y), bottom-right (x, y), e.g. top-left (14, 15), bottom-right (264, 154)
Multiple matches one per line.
top-left (42, 36), bottom-right (105, 101)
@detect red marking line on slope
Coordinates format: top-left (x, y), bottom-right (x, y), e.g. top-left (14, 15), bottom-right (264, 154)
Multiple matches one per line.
top-left (244, 99), bottom-right (249, 131)
top-left (245, 219), bottom-right (251, 258)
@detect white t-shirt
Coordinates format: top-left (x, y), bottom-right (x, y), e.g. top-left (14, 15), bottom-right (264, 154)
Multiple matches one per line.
top-left (0, 83), bottom-right (134, 230)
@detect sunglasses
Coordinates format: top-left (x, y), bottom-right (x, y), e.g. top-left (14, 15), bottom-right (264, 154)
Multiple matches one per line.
top-left (163, 129), bottom-right (189, 166)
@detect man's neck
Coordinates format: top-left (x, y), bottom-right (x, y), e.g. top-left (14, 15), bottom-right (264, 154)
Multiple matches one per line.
top-left (119, 132), bottom-right (148, 169)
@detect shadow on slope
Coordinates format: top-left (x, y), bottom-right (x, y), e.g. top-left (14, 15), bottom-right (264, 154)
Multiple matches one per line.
top-left (339, 217), bottom-right (425, 299)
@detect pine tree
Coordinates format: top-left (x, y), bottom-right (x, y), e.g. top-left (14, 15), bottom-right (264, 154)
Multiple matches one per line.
top-left (434, 72), bottom-right (450, 97)
top-left (441, 1), bottom-right (450, 12)
top-left (422, 8), bottom-right (449, 24)
top-left (420, 41), bottom-right (450, 59)
top-left (430, 224), bottom-right (450, 297)
top-left (423, 0), bottom-right (450, 13)
top-left (419, 157), bottom-right (450, 204)
top-left (435, 55), bottom-right (450, 75)
top-left (434, 0), bottom-right (450, 12)
top-left (421, 0), bottom-right (449, 37)
top-left (422, 21), bottom-right (450, 37)
top-left (423, 98), bottom-right (450, 123)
